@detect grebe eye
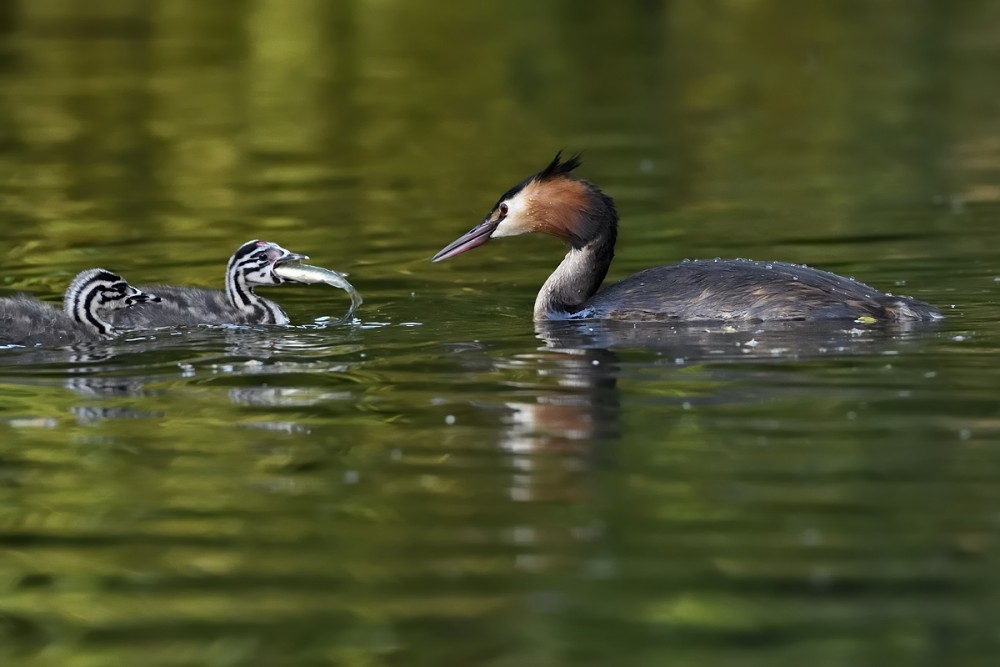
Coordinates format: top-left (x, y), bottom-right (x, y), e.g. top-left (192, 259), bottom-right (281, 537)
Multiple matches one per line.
top-left (499, 203), bottom-right (509, 217)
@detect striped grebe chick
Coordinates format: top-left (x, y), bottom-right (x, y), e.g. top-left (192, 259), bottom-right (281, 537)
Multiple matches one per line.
top-left (432, 153), bottom-right (941, 322)
top-left (0, 269), bottom-right (159, 347)
top-left (110, 240), bottom-right (309, 329)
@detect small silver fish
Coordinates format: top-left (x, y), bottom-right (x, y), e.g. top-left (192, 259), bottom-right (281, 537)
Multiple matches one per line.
top-left (273, 261), bottom-right (362, 323)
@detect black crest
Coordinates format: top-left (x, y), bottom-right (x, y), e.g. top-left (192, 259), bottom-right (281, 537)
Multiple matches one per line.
top-left (493, 151), bottom-right (585, 209)
top-left (538, 151), bottom-right (582, 181)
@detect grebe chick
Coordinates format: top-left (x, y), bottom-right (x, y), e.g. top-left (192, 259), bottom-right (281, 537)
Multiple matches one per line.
top-left (0, 269), bottom-right (159, 347)
top-left (110, 240), bottom-right (309, 329)
top-left (432, 153), bottom-right (941, 322)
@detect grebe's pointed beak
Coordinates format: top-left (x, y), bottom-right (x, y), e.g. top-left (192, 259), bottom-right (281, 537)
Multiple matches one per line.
top-left (278, 251), bottom-right (309, 264)
top-left (126, 289), bottom-right (161, 306)
top-left (269, 248), bottom-right (311, 284)
top-left (273, 249), bottom-right (309, 267)
top-left (432, 219), bottom-right (499, 262)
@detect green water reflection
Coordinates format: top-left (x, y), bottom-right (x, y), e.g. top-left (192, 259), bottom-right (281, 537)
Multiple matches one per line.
top-left (1, 1), bottom-right (1000, 665)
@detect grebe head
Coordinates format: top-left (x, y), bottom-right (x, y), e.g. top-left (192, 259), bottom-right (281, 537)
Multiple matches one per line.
top-left (432, 152), bottom-right (617, 262)
top-left (64, 269), bottom-right (161, 337)
top-left (228, 240), bottom-right (310, 286)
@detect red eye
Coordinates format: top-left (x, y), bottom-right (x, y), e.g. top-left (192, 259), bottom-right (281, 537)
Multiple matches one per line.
top-left (499, 203), bottom-right (509, 216)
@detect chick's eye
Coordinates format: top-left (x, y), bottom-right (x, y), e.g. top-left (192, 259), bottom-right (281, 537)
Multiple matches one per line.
top-left (498, 203), bottom-right (509, 217)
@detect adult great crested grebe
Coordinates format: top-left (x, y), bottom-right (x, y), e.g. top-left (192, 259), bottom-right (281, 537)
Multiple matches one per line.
top-left (109, 240), bottom-right (309, 329)
top-left (0, 269), bottom-right (159, 347)
top-left (432, 153), bottom-right (941, 322)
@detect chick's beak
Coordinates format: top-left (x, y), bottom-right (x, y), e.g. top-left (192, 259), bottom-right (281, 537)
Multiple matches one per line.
top-left (275, 251), bottom-right (309, 266)
top-left (432, 218), bottom-right (498, 262)
top-left (128, 291), bottom-right (161, 305)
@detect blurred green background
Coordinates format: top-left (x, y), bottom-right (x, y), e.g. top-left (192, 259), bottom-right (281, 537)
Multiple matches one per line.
top-left (1, 1), bottom-right (999, 666)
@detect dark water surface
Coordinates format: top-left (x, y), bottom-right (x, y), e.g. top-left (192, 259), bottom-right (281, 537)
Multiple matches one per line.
top-left (2, 2), bottom-right (1000, 665)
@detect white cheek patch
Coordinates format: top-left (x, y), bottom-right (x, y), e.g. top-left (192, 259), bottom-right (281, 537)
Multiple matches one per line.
top-left (490, 193), bottom-right (532, 238)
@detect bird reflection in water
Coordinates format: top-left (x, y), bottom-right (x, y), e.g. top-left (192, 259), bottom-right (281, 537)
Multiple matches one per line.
top-left (489, 323), bottom-right (621, 510)
top-left (490, 317), bottom-right (939, 508)
top-left (50, 326), bottom-right (356, 429)
top-left (65, 374), bottom-right (162, 424)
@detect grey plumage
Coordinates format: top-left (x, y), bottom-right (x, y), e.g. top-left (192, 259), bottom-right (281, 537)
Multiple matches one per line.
top-left (0, 269), bottom-right (159, 347)
top-left (579, 259), bottom-right (940, 322)
top-left (109, 240), bottom-right (308, 329)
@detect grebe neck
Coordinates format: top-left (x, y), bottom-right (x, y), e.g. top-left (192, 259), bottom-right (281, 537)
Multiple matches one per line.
top-left (225, 267), bottom-right (285, 324)
top-left (534, 215), bottom-right (616, 319)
